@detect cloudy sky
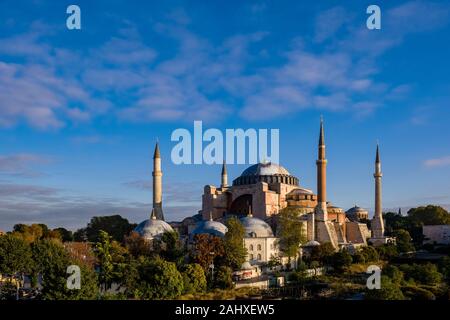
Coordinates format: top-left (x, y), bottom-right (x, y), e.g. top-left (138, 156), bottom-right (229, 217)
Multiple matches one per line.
top-left (0, 0), bottom-right (449, 231)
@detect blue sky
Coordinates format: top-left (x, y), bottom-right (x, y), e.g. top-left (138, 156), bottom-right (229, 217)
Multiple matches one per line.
top-left (0, 0), bottom-right (450, 231)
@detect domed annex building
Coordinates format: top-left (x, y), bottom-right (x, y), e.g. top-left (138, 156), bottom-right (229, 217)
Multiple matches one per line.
top-left (239, 208), bottom-right (280, 265)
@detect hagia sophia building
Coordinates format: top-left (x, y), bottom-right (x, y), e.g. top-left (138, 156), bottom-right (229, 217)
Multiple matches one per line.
top-left (135, 119), bottom-right (389, 267)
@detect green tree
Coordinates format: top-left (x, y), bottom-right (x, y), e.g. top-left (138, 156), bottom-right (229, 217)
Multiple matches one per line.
top-left (214, 266), bottom-right (233, 289)
top-left (309, 242), bottom-right (335, 265)
top-left (94, 231), bottom-right (114, 291)
top-left (383, 265), bottom-right (404, 284)
top-left (76, 215), bottom-right (137, 242)
top-left (399, 263), bottom-right (443, 286)
top-left (439, 256), bottom-right (450, 281)
top-left (181, 263), bottom-right (207, 294)
top-left (0, 234), bottom-right (33, 275)
top-left (383, 212), bottom-right (409, 235)
top-left (155, 231), bottom-right (185, 266)
top-left (222, 217), bottom-right (247, 270)
top-left (32, 239), bottom-right (98, 299)
top-left (276, 207), bottom-right (306, 266)
top-left (330, 249), bottom-right (353, 272)
top-left (365, 276), bottom-right (405, 300)
top-left (376, 244), bottom-right (398, 261)
top-left (360, 246), bottom-right (379, 263)
top-left (393, 229), bottom-right (414, 253)
top-left (408, 205), bottom-right (450, 225)
top-left (402, 285), bottom-right (436, 300)
top-left (135, 258), bottom-right (184, 299)
top-left (53, 228), bottom-right (74, 242)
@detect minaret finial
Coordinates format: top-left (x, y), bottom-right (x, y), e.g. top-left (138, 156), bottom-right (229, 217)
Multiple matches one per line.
top-left (248, 202), bottom-right (253, 217)
top-left (154, 140), bottom-right (161, 159)
top-left (376, 142), bottom-right (380, 164)
top-left (221, 159), bottom-right (227, 175)
top-left (209, 211), bottom-right (213, 221)
top-left (319, 116), bottom-right (325, 146)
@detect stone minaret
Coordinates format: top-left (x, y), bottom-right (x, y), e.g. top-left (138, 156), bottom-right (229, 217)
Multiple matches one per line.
top-left (221, 160), bottom-right (228, 188)
top-left (371, 144), bottom-right (384, 238)
top-left (315, 117), bottom-right (328, 221)
top-left (152, 142), bottom-right (164, 220)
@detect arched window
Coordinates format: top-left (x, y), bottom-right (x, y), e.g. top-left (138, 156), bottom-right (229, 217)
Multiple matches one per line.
top-left (257, 244), bottom-right (262, 251)
top-left (257, 254), bottom-right (261, 260)
top-left (250, 254), bottom-right (254, 260)
top-left (249, 245), bottom-right (254, 251)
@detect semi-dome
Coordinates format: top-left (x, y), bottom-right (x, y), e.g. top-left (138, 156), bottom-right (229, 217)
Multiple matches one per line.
top-left (241, 162), bottom-right (291, 176)
top-left (191, 216), bottom-right (228, 238)
top-left (134, 211), bottom-right (174, 240)
top-left (240, 214), bottom-right (274, 238)
top-left (233, 162), bottom-right (299, 186)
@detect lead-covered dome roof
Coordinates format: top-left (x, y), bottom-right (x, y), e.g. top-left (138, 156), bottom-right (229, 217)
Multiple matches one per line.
top-left (241, 162), bottom-right (291, 176)
top-left (233, 162), bottom-right (299, 186)
top-left (240, 215), bottom-right (274, 238)
top-left (191, 219), bottom-right (228, 238)
top-left (134, 215), bottom-right (174, 240)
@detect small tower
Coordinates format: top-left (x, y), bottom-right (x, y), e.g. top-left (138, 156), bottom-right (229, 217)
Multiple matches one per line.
top-left (371, 144), bottom-right (385, 238)
top-left (315, 117), bottom-right (328, 221)
top-left (152, 141), bottom-right (164, 220)
top-left (221, 160), bottom-right (228, 188)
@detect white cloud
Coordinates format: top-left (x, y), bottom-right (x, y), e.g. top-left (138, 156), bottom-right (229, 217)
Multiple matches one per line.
top-left (1, 1), bottom-right (449, 127)
top-left (424, 156), bottom-right (450, 168)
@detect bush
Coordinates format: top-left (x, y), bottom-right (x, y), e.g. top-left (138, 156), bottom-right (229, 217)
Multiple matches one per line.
top-left (365, 276), bottom-right (405, 300)
top-left (376, 244), bottom-right (398, 261)
top-left (399, 263), bottom-right (443, 286)
top-left (402, 285), bottom-right (435, 300)
top-left (214, 266), bottom-right (233, 290)
top-left (182, 263), bottom-right (207, 294)
top-left (383, 265), bottom-right (403, 285)
top-left (135, 258), bottom-right (184, 299)
top-left (331, 250), bottom-right (353, 272)
top-left (360, 246), bottom-right (379, 262)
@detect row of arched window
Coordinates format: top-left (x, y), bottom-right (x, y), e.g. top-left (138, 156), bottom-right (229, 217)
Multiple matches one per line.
top-left (248, 244), bottom-right (262, 251)
top-left (249, 254), bottom-right (262, 260)
top-left (233, 175), bottom-right (298, 186)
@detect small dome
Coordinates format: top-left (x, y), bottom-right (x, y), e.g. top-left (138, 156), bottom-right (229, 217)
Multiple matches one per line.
top-left (240, 162), bottom-right (291, 177)
top-left (304, 240), bottom-right (321, 247)
top-left (346, 206), bottom-right (368, 214)
top-left (288, 187), bottom-right (314, 195)
top-left (191, 219), bottom-right (228, 238)
top-left (241, 261), bottom-right (253, 270)
top-left (240, 215), bottom-right (274, 238)
top-left (346, 206), bottom-right (369, 221)
top-left (134, 215), bottom-right (174, 240)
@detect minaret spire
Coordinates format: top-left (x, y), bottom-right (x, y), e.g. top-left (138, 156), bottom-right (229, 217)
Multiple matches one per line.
top-left (372, 142), bottom-right (384, 238)
top-left (152, 141), bottom-right (164, 220)
top-left (315, 117), bottom-right (328, 221)
top-left (221, 160), bottom-right (228, 188)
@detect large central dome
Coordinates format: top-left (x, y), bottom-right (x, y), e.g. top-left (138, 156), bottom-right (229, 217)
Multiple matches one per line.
top-left (233, 162), bottom-right (299, 186)
top-left (240, 162), bottom-right (291, 176)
